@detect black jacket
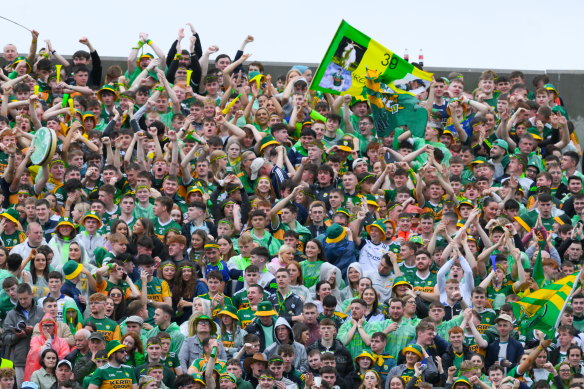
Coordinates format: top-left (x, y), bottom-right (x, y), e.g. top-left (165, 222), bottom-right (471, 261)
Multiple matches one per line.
top-left (245, 318), bottom-right (275, 350)
top-left (485, 338), bottom-right (524, 370)
top-left (306, 339), bottom-right (355, 376)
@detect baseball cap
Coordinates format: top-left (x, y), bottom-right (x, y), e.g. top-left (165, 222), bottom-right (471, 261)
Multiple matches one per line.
top-left (89, 332), bottom-right (105, 342)
top-left (250, 158), bottom-right (267, 180)
top-left (126, 316), bottom-right (144, 326)
top-left (57, 360), bottom-right (72, 370)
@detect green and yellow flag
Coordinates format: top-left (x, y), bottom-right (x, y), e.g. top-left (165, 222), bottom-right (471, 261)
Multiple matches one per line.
top-left (310, 21), bottom-right (432, 137)
top-left (310, 20), bottom-right (433, 97)
top-left (511, 271), bottom-right (581, 338)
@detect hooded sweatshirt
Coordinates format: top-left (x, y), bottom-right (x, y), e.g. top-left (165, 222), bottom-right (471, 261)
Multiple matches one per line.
top-left (61, 299), bottom-right (83, 335)
top-left (340, 263), bottom-right (363, 301)
top-left (143, 321), bottom-right (185, 354)
top-left (263, 317), bottom-right (308, 372)
top-left (24, 314), bottom-right (71, 380)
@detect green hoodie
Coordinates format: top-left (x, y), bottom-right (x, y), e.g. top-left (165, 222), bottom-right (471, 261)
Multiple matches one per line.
top-left (62, 299), bottom-right (83, 335)
top-left (143, 322), bottom-right (185, 354)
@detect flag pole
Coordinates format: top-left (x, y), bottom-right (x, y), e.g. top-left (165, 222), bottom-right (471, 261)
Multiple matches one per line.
top-left (554, 269), bottom-right (584, 329)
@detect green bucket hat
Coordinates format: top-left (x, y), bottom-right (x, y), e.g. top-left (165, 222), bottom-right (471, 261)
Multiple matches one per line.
top-left (543, 83), bottom-right (557, 95)
top-left (81, 211), bottom-right (103, 227)
top-left (218, 304), bottom-right (239, 321)
top-left (408, 235), bottom-right (424, 245)
top-left (96, 84), bottom-right (118, 102)
top-left (470, 156), bottom-right (487, 169)
top-left (259, 135), bottom-right (279, 152)
top-left (255, 301), bottom-right (278, 317)
top-left (402, 343), bottom-right (424, 359)
top-left (192, 373), bottom-right (206, 386)
top-left (514, 211), bottom-right (538, 233)
top-left (0, 208), bottom-right (21, 227)
top-left (392, 276), bottom-right (412, 290)
top-left (526, 127), bottom-right (543, 141)
top-left (193, 315), bottom-right (217, 335)
top-left (325, 223), bottom-right (347, 244)
top-left (365, 220), bottom-right (387, 240)
top-left (63, 260), bottom-right (83, 280)
top-left (56, 217), bottom-right (75, 230)
top-left (106, 340), bottom-right (126, 357)
top-left (81, 111), bottom-right (97, 126)
top-left (11, 56), bottom-right (31, 73)
top-left (334, 208), bottom-right (351, 218)
top-left (248, 71), bottom-right (265, 89)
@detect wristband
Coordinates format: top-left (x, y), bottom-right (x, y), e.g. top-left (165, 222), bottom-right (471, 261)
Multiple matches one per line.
top-left (137, 41), bottom-right (144, 48)
top-left (174, 54), bottom-right (182, 60)
top-left (146, 39), bottom-right (153, 46)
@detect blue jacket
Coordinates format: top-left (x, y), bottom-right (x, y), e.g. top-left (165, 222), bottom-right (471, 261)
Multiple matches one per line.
top-left (323, 239), bottom-right (356, 280)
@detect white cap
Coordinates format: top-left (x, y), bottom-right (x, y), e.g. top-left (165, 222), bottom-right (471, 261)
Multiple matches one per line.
top-left (250, 158), bottom-right (267, 180)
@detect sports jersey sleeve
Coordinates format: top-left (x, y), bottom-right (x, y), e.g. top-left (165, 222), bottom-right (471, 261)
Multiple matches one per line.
top-left (161, 280), bottom-right (171, 298)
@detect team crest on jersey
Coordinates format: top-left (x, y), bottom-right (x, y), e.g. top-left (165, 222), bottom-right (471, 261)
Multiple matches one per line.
top-left (156, 286), bottom-right (161, 292)
top-left (125, 372), bottom-right (129, 377)
top-left (106, 325), bottom-right (110, 329)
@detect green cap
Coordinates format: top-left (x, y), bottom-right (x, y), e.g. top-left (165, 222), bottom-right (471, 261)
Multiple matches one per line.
top-left (492, 139), bottom-right (509, 152)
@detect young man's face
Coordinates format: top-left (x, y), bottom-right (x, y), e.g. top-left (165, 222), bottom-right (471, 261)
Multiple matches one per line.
top-left (207, 277), bottom-right (221, 293)
top-left (90, 299), bottom-right (105, 315)
top-left (44, 301), bottom-right (58, 317)
top-left (147, 344), bottom-right (162, 359)
top-left (369, 336), bottom-right (386, 353)
top-left (471, 293), bottom-right (486, 308)
top-left (48, 277), bottom-right (63, 293)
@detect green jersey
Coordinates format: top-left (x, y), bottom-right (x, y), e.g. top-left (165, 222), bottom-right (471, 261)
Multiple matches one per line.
top-left (83, 316), bottom-right (121, 342)
top-left (153, 218), bottom-right (182, 240)
top-left (89, 363), bottom-right (137, 389)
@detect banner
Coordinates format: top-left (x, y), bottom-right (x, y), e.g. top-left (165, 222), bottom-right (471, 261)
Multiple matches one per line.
top-left (310, 20), bottom-right (433, 97)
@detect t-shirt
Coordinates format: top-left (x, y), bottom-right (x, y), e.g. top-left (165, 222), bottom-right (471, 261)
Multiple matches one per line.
top-left (89, 363), bottom-right (137, 389)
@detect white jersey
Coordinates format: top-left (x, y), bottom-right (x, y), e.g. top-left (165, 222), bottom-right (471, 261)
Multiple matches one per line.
top-left (358, 240), bottom-right (390, 275)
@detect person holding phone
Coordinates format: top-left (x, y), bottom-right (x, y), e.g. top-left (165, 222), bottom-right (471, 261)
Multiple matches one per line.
top-left (94, 259), bottom-right (141, 299)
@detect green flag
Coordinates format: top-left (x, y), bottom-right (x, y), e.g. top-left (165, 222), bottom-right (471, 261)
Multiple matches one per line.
top-left (511, 271), bottom-right (580, 338)
top-left (363, 69), bottom-right (428, 138)
top-left (532, 248), bottom-right (545, 288)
